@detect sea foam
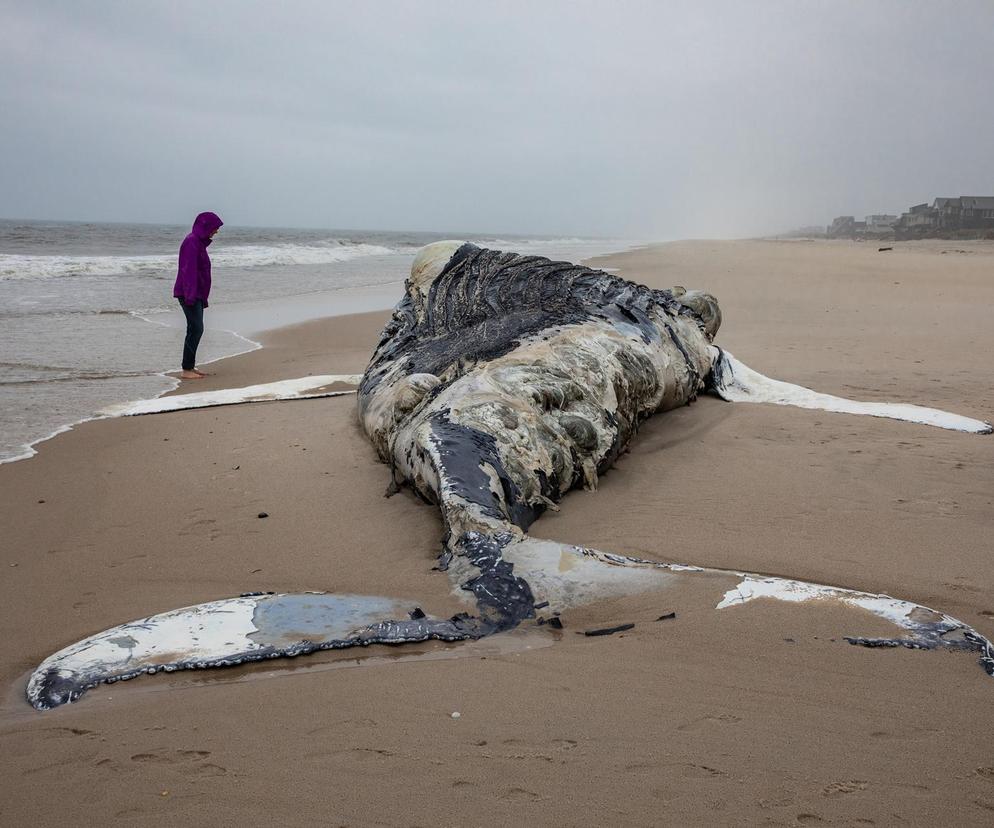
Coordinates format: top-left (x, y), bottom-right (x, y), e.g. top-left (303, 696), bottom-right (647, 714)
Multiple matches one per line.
top-left (0, 242), bottom-right (396, 280)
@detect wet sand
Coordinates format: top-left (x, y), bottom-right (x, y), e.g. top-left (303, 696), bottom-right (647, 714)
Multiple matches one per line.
top-left (2, 239), bottom-right (994, 825)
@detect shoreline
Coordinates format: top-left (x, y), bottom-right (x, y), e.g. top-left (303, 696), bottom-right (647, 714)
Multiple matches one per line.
top-left (2, 241), bottom-right (645, 467)
top-left (1, 283), bottom-right (403, 466)
top-left (0, 325), bottom-right (265, 467)
top-left (3, 238), bottom-right (994, 825)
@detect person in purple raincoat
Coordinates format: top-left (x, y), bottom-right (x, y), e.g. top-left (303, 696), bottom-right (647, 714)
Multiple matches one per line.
top-left (173, 211), bottom-right (223, 379)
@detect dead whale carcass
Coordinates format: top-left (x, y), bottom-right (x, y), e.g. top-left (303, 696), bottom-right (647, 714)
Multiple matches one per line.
top-left (356, 240), bottom-right (993, 646)
top-left (27, 242), bottom-right (992, 710)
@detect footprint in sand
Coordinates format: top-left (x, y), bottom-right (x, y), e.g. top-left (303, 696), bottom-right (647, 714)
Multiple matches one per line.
top-left (177, 517), bottom-right (218, 539)
top-left (677, 713), bottom-right (742, 731)
top-left (499, 787), bottom-right (542, 802)
top-left (757, 793), bottom-right (794, 809)
top-left (46, 726), bottom-right (95, 737)
top-left (305, 716), bottom-right (378, 736)
top-left (192, 762), bottom-right (228, 777)
top-left (129, 749), bottom-right (224, 775)
top-left (494, 737), bottom-right (577, 762)
top-left (943, 582), bottom-right (981, 594)
top-left (822, 780), bottom-right (868, 796)
top-left (130, 753), bottom-right (171, 764)
top-left (681, 763), bottom-right (728, 779)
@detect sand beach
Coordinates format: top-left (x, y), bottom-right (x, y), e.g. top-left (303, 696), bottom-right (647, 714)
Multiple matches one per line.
top-left (2, 239), bottom-right (993, 826)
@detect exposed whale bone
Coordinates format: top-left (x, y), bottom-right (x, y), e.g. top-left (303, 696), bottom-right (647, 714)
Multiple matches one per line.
top-left (27, 242), bottom-right (992, 709)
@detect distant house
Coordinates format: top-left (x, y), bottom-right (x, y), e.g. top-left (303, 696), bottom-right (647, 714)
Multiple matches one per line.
top-left (908, 203), bottom-right (935, 225)
top-left (827, 214), bottom-right (895, 238)
top-left (834, 197), bottom-right (993, 240)
top-left (932, 197), bottom-right (961, 229)
top-left (827, 216), bottom-right (856, 238)
top-left (958, 196), bottom-right (994, 229)
top-left (895, 196), bottom-right (994, 237)
top-left (865, 214), bottom-right (897, 231)
top-left (898, 203), bottom-right (937, 230)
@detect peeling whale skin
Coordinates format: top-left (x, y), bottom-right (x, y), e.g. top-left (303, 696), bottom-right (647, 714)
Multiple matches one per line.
top-left (27, 242), bottom-right (993, 709)
top-left (359, 242), bottom-right (722, 516)
top-left (27, 593), bottom-right (487, 712)
top-left (357, 242), bottom-right (722, 625)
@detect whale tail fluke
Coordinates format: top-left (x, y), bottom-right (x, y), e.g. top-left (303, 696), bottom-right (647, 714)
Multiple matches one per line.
top-left (459, 534), bottom-right (994, 681)
top-left (28, 540), bottom-right (994, 709)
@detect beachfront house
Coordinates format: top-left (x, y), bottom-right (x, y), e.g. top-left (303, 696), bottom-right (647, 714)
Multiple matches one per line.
top-left (826, 215), bottom-right (856, 238)
top-left (932, 196), bottom-right (994, 230)
top-left (835, 197), bottom-right (994, 239)
top-left (932, 197), bottom-right (961, 229)
top-left (894, 196), bottom-right (994, 237)
top-left (905, 203), bottom-right (935, 227)
top-left (957, 196), bottom-right (994, 229)
top-left (865, 214), bottom-right (897, 231)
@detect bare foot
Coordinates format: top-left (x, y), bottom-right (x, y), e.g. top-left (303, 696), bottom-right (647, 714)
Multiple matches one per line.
top-left (179, 370), bottom-right (206, 380)
top-left (192, 368), bottom-right (212, 377)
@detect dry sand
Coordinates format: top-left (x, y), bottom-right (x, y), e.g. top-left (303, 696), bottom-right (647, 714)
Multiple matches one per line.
top-left (2, 239), bottom-right (993, 826)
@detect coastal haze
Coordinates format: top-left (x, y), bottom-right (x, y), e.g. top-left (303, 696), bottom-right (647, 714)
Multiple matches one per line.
top-left (3, 3), bottom-right (994, 827)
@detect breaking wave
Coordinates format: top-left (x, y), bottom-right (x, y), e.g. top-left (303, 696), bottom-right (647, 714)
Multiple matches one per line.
top-left (0, 242), bottom-right (397, 280)
top-left (470, 236), bottom-right (619, 250)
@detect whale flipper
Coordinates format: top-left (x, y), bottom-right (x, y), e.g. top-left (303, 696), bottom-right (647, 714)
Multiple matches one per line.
top-left (709, 347), bottom-right (993, 434)
top-left (27, 592), bottom-right (484, 710)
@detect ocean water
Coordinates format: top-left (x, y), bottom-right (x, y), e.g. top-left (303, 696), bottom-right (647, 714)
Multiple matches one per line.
top-left (0, 219), bottom-right (642, 463)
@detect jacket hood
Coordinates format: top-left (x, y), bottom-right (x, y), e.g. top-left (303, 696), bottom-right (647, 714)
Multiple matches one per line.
top-left (191, 212), bottom-right (223, 241)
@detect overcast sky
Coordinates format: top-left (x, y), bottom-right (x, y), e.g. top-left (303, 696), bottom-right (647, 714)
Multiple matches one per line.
top-left (1, 1), bottom-right (992, 238)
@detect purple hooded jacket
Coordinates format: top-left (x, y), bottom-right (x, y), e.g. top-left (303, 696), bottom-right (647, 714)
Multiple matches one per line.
top-left (173, 212), bottom-right (223, 307)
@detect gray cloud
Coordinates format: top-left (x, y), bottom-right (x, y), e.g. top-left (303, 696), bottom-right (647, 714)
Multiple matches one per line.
top-left (1, 0), bottom-right (992, 237)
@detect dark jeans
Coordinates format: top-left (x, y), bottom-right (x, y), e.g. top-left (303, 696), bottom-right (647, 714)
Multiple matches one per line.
top-left (179, 299), bottom-right (205, 370)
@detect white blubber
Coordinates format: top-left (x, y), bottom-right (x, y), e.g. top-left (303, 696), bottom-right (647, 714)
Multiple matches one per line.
top-left (102, 375), bottom-right (362, 416)
top-left (710, 347), bottom-right (992, 434)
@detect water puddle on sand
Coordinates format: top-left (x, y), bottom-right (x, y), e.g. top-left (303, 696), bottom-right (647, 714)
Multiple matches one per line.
top-left (3, 628), bottom-right (557, 717)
